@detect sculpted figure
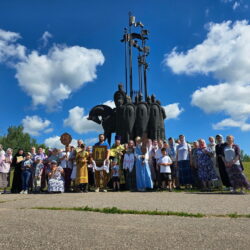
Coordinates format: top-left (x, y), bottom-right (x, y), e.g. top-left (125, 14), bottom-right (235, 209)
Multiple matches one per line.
top-left (114, 84), bottom-right (126, 141)
top-left (148, 94), bottom-right (161, 140)
top-left (156, 100), bottom-right (167, 140)
top-left (122, 96), bottom-right (136, 143)
top-left (134, 93), bottom-right (150, 138)
top-left (87, 105), bottom-right (115, 145)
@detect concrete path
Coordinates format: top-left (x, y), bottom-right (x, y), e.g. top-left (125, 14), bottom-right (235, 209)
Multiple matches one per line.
top-left (1, 192), bottom-right (250, 249)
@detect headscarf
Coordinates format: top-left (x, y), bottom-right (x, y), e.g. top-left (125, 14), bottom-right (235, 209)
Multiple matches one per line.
top-left (215, 134), bottom-right (224, 144)
top-left (199, 139), bottom-right (207, 149)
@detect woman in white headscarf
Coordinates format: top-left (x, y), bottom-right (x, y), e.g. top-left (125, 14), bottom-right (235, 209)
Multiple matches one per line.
top-left (0, 148), bottom-right (13, 194)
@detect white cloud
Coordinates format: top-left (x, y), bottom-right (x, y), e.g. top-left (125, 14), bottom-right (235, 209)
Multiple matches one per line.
top-left (84, 137), bottom-right (98, 145)
top-left (22, 115), bottom-right (53, 136)
top-left (191, 83), bottom-right (250, 119)
top-left (0, 28), bottom-right (105, 111)
top-left (16, 45), bottom-right (105, 111)
top-left (0, 29), bottom-right (26, 63)
top-left (64, 106), bottom-right (102, 134)
top-left (103, 100), bottom-right (116, 108)
top-left (165, 20), bottom-right (250, 131)
top-left (165, 20), bottom-right (250, 84)
top-left (41, 31), bottom-right (52, 47)
top-left (213, 118), bottom-right (250, 131)
top-left (44, 136), bottom-right (77, 149)
top-left (163, 103), bottom-right (184, 120)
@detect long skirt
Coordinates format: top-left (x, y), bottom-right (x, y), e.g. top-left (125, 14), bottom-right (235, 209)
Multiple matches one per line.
top-left (136, 160), bottom-right (153, 191)
top-left (218, 158), bottom-right (231, 187)
top-left (76, 164), bottom-right (88, 185)
top-left (197, 161), bottom-right (217, 182)
top-left (70, 166), bottom-right (77, 180)
top-left (226, 164), bottom-right (250, 190)
top-left (211, 159), bottom-right (223, 188)
top-left (178, 160), bottom-right (193, 186)
top-left (0, 173), bottom-right (8, 188)
top-left (48, 178), bottom-right (64, 192)
top-left (11, 168), bottom-right (22, 193)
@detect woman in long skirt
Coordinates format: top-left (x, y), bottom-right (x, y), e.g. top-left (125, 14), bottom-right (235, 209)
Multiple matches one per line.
top-left (216, 135), bottom-right (231, 189)
top-left (176, 135), bottom-right (193, 188)
top-left (0, 148), bottom-right (13, 194)
top-left (11, 149), bottom-right (25, 193)
top-left (222, 135), bottom-right (250, 193)
top-left (196, 139), bottom-right (218, 191)
top-left (135, 137), bottom-right (153, 191)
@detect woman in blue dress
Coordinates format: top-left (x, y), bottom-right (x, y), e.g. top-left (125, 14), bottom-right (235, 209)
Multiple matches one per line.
top-left (135, 137), bottom-right (153, 191)
top-left (196, 139), bottom-right (218, 191)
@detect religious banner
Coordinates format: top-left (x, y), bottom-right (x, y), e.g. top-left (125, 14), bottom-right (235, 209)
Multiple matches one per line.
top-left (93, 146), bottom-right (107, 167)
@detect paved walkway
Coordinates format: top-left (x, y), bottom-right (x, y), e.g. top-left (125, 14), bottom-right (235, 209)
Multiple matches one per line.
top-left (1, 192), bottom-right (250, 249)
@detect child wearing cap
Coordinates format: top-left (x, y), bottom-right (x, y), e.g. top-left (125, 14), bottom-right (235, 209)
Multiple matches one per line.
top-left (111, 159), bottom-right (120, 191)
top-left (157, 148), bottom-right (173, 191)
top-left (20, 153), bottom-right (33, 194)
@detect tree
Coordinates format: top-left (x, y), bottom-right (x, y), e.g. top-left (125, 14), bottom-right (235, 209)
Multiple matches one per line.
top-left (241, 150), bottom-right (250, 162)
top-left (0, 125), bottom-right (46, 155)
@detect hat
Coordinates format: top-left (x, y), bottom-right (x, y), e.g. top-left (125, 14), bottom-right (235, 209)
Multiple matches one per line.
top-left (36, 156), bottom-right (42, 161)
top-left (115, 135), bottom-right (121, 140)
top-left (51, 160), bottom-right (57, 164)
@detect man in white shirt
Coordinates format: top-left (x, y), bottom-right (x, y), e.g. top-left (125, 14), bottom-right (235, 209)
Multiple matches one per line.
top-left (157, 148), bottom-right (173, 191)
top-left (59, 146), bottom-right (71, 191)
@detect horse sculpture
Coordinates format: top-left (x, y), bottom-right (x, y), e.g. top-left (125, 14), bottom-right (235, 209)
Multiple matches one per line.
top-left (87, 105), bottom-right (116, 145)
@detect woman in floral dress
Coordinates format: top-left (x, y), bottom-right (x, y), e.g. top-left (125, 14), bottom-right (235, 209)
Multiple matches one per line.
top-left (47, 160), bottom-right (64, 193)
top-left (196, 139), bottom-right (218, 191)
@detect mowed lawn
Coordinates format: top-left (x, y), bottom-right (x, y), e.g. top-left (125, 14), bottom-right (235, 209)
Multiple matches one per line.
top-left (243, 162), bottom-right (250, 180)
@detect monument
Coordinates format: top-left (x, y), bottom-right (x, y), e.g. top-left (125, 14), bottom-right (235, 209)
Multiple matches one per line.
top-left (88, 13), bottom-right (167, 144)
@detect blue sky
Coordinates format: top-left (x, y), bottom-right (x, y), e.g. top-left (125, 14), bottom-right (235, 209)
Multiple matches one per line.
top-left (1, 0), bottom-right (250, 153)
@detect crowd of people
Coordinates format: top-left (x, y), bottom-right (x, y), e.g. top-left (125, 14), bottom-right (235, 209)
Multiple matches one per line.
top-left (0, 133), bottom-right (249, 195)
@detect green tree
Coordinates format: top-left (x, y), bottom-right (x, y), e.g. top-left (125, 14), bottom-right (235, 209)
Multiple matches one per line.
top-left (241, 150), bottom-right (250, 162)
top-left (0, 125), bottom-right (46, 155)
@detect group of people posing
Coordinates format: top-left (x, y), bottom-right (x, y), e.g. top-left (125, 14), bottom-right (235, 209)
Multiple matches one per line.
top-left (0, 133), bottom-right (249, 194)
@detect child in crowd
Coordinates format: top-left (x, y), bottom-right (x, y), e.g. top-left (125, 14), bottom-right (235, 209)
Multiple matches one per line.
top-left (157, 148), bottom-right (173, 191)
top-left (111, 159), bottom-right (120, 191)
top-left (88, 156), bottom-right (96, 191)
top-left (20, 153), bottom-right (33, 194)
top-left (33, 157), bottom-right (44, 193)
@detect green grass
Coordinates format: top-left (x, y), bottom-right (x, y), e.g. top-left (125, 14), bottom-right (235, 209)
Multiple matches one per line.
top-left (32, 206), bottom-right (250, 219)
top-left (243, 162), bottom-right (250, 180)
top-left (32, 206), bottom-right (205, 217)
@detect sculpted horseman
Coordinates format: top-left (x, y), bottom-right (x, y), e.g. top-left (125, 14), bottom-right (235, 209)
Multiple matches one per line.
top-left (148, 95), bottom-right (161, 140)
top-left (156, 100), bottom-right (167, 140)
top-left (134, 93), bottom-right (150, 138)
top-left (113, 84), bottom-right (126, 142)
top-left (122, 96), bottom-right (136, 142)
top-left (88, 15), bottom-right (167, 144)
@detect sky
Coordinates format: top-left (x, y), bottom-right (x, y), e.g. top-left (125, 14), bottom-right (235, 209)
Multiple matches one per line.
top-left (1, 0), bottom-right (250, 153)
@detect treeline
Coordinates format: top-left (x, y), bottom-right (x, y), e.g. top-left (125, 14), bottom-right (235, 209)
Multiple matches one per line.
top-left (241, 150), bottom-right (250, 162)
top-left (0, 126), bottom-right (46, 155)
